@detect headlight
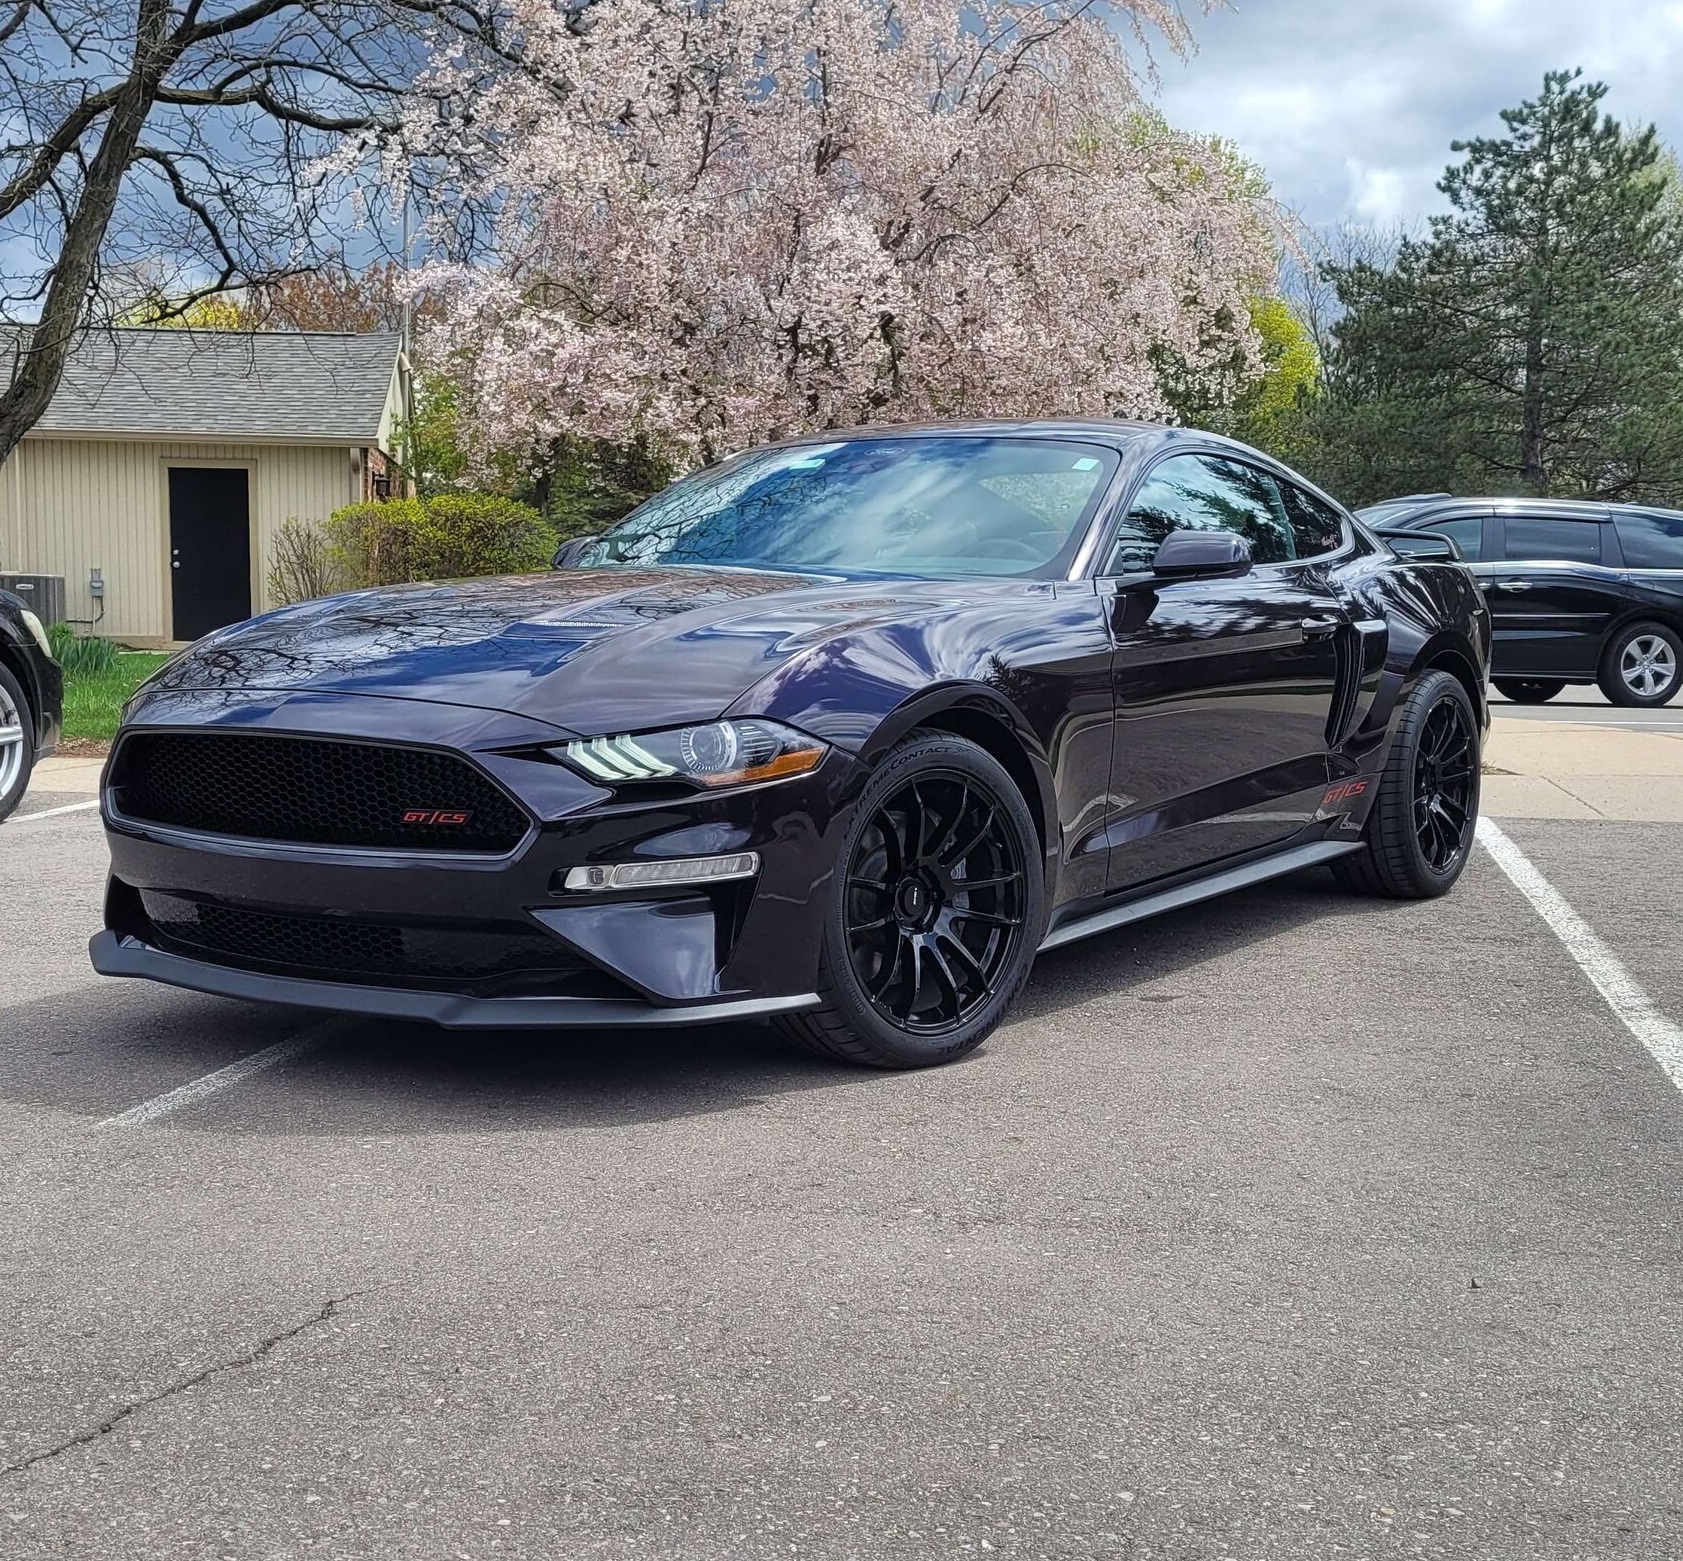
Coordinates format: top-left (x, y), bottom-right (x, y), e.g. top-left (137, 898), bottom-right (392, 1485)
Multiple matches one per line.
top-left (556, 719), bottom-right (826, 789)
top-left (19, 609), bottom-right (53, 659)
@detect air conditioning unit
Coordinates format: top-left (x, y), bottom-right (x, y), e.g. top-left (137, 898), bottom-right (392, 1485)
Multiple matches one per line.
top-left (0, 573), bottom-right (66, 626)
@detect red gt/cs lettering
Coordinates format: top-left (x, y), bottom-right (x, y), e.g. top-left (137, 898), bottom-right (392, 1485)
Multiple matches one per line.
top-left (1321, 781), bottom-right (1367, 807)
top-left (401, 809), bottom-right (473, 826)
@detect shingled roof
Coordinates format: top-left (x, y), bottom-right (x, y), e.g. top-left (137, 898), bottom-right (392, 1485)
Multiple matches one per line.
top-left (8, 328), bottom-right (402, 444)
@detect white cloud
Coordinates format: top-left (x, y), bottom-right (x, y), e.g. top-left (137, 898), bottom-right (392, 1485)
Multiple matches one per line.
top-left (1151, 0), bottom-right (1683, 230)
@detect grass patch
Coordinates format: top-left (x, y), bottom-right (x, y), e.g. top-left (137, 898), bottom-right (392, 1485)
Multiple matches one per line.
top-left (62, 651), bottom-right (173, 743)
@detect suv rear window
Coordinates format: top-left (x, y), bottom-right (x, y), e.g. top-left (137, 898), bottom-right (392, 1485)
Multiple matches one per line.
top-left (1614, 511), bottom-right (1683, 569)
top-left (1498, 517), bottom-right (1604, 565)
top-left (1415, 515), bottom-right (1484, 560)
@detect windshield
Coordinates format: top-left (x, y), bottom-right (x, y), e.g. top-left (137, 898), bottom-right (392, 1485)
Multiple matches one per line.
top-left (575, 436), bottom-right (1121, 578)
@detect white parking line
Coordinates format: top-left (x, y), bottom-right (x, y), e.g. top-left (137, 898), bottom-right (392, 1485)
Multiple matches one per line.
top-left (98, 1018), bottom-right (345, 1128)
top-left (11, 799), bottom-right (100, 822)
top-left (1477, 817), bottom-right (1683, 1095)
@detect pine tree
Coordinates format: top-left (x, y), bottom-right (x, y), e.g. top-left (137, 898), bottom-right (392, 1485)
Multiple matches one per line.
top-left (1318, 70), bottom-right (1683, 504)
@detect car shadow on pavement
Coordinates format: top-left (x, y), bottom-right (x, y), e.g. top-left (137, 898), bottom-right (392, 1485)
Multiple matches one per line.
top-left (0, 868), bottom-right (1427, 1135)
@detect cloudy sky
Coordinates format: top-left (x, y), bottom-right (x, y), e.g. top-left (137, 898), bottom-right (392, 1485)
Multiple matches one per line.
top-left (1152, 0), bottom-right (1683, 229)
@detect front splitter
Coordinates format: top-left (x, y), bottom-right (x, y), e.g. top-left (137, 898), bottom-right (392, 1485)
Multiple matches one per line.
top-left (88, 931), bottom-right (820, 1030)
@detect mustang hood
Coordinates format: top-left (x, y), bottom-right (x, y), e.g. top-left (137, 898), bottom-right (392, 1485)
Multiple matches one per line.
top-left (139, 567), bottom-right (1007, 735)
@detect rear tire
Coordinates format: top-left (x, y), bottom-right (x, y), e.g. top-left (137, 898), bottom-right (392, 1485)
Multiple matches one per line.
top-left (1597, 621), bottom-right (1681, 708)
top-left (0, 662), bottom-right (36, 824)
top-left (1332, 669), bottom-right (1479, 900)
top-left (776, 732), bottom-right (1045, 1069)
top-left (1493, 678), bottom-right (1565, 705)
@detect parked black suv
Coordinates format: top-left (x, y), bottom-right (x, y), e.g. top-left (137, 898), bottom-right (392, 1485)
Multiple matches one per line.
top-left (1360, 496), bottom-right (1683, 706)
top-left (0, 588), bottom-right (64, 820)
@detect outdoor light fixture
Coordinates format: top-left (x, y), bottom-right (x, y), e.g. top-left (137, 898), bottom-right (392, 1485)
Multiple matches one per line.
top-left (561, 852), bottom-right (761, 892)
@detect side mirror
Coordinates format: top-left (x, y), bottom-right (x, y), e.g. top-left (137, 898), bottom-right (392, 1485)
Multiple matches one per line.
top-left (1151, 528), bottom-right (1252, 581)
top-left (551, 535), bottom-right (601, 570)
top-left (1375, 526), bottom-right (1462, 562)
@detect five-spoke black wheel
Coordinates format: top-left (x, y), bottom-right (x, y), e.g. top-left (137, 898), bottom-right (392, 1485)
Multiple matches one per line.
top-left (778, 732), bottom-right (1044, 1068)
top-left (1334, 669), bottom-right (1481, 899)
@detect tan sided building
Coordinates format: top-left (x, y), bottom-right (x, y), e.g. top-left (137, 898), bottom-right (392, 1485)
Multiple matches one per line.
top-left (0, 329), bottom-right (407, 646)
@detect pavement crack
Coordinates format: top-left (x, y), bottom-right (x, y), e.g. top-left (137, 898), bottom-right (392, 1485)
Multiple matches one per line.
top-left (0, 1292), bottom-right (360, 1483)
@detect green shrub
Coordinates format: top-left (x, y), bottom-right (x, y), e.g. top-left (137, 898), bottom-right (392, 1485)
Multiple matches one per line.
top-left (325, 494), bottom-right (558, 588)
top-left (47, 624), bottom-right (120, 676)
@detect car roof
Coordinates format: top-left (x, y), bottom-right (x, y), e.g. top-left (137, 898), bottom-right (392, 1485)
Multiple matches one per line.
top-left (768, 417), bottom-right (1293, 464)
top-left (1374, 494), bottom-right (1683, 527)
top-left (779, 417), bottom-right (1160, 442)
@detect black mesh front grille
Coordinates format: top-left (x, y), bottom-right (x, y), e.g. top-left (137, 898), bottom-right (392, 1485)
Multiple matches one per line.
top-left (115, 732), bottom-right (528, 852)
top-left (139, 891), bottom-right (608, 991)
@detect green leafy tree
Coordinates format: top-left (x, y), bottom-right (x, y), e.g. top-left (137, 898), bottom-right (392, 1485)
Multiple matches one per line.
top-left (1158, 293), bottom-right (1320, 461)
top-left (1319, 70), bottom-right (1683, 504)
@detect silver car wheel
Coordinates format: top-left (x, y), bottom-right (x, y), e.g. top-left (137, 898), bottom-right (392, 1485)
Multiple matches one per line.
top-left (1620, 634), bottom-right (1678, 699)
top-left (0, 679), bottom-right (24, 799)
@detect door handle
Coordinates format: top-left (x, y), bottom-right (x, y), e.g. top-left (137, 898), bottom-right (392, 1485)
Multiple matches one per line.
top-left (1300, 616), bottom-right (1341, 639)
top-left (1495, 580), bottom-right (1531, 592)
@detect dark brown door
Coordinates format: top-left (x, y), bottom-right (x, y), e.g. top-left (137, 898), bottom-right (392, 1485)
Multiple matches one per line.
top-left (169, 467), bottom-right (251, 640)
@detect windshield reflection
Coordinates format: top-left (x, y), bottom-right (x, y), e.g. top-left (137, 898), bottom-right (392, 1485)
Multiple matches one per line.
top-left (577, 437), bottom-right (1120, 579)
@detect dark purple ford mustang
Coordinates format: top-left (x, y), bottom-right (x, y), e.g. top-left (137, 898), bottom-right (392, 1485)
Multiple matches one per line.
top-left (91, 422), bottom-right (1490, 1068)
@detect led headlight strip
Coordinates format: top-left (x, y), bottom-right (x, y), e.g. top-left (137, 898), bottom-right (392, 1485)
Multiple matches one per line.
top-left (558, 719), bottom-right (824, 789)
top-left (563, 852), bottom-right (761, 892)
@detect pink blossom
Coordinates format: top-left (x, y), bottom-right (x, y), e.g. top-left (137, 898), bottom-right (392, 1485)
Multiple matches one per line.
top-left (402, 0), bottom-right (1278, 466)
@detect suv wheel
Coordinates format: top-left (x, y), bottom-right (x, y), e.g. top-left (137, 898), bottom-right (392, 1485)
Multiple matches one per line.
top-left (776, 732), bottom-right (1045, 1069)
top-left (1493, 678), bottom-right (1565, 705)
top-left (1333, 670), bottom-right (1480, 899)
top-left (1599, 621), bottom-right (1681, 708)
top-left (0, 662), bottom-right (36, 823)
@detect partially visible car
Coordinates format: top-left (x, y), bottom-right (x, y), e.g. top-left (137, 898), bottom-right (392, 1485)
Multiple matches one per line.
top-left (1359, 495), bottom-right (1683, 707)
top-left (0, 588), bottom-right (64, 821)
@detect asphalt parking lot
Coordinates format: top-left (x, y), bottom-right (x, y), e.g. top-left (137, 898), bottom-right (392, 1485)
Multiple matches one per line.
top-left (2, 794), bottom-right (1681, 1559)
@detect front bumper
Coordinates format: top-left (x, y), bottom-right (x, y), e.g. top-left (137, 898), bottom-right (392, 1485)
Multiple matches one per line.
top-left (94, 690), bottom-right (863, 1028)
top-left (88, 930), bottom-right (819, 1028)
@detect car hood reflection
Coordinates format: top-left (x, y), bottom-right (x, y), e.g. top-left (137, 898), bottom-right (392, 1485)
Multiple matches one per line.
top-left (142, 566), bottom-right (1044, 734)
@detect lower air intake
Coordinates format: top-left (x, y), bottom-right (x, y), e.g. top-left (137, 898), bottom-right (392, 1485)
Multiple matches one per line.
top-left (138, 891), bottom-right (614, 992)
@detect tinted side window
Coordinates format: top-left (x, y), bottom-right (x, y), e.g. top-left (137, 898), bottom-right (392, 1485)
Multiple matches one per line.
top-left (1106, 455), bottom-right (1293, 573)
top-left (1418, 516), bottom-right (1484, 561)
top-left (1615, 511), bottom-right (1683, 569)
top-left (1499, 517), bottom-right (1603, 565)
top-left (1277, 482), bottom-right (1347, 558)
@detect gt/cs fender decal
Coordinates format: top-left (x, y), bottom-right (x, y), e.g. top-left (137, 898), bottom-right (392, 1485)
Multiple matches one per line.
top-left (1321, 780), bottom-right (1367, 807)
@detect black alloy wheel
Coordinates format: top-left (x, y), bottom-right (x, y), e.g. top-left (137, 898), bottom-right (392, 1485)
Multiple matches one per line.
top-left (1411, 696), bottom-right (1477, 874)
top-left (778, 732), bottom-right (1044, 1068)
top-left (1492, 678), bottom-right (1565, 705)
top-left (1334, 669), bottom-right (1481, 899)
top-left (845, 772), bottom-right (1027, 1034)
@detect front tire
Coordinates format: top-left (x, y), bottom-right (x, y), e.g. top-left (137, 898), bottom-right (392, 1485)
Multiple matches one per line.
top-left (0, 663), bottom-right (36, 824)
top-left (1598, 621), bottom-right (1681, 708)
top-left (1493, 678), bottom-right (1565, 705)
top-left (776, 732), bottom-right (1045, 1069)
top-left (1333, 669), bottom-right (1480, 899)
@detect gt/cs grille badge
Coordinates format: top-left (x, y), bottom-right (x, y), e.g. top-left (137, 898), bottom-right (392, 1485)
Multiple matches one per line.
top-left (400, 809), bottom-right (474, 826)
